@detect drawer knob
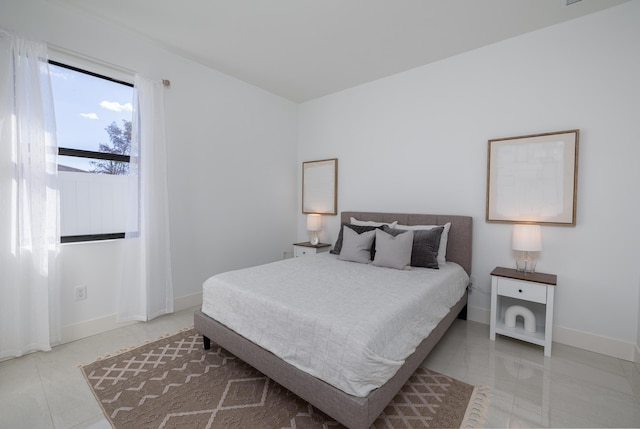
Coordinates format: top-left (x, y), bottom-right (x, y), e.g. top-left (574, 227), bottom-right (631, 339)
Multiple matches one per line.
top-left (519, 289), bottom-right (523, 293)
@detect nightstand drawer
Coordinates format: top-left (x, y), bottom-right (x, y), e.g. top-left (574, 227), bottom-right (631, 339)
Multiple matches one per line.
top-left (497, 278), bottom-right (547, 304)
top-left (294, 246), bottom-right (314, 257)
top-left (293, 242), bottom-right (331, 258)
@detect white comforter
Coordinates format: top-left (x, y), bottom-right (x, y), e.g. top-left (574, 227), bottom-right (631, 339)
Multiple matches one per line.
top-left (201, 253), bottom-right (469, 397)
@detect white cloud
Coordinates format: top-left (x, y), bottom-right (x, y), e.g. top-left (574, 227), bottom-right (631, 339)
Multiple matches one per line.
top-left (100, 101), bottom-right (133, 112)
top-left (80, 112), bottom-right (99, 120)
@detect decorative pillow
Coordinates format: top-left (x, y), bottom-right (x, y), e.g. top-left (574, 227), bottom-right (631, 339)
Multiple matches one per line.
top-left (350, 217), bottom-right (398, 228)
top-left (410, 227), bottom-right (443, 269)
top-left (395, 222), bottom-right (451, 265)
top-left (380, 224), bottom-right (409, 238)
top-left (330, 223), bottom-right (379, 255)
top-left (372, 228), bottom-right (414, 270)
top-left (338, 227), bottom-right (376, 264)
top-left (382, 225), bottom-right (442, 269)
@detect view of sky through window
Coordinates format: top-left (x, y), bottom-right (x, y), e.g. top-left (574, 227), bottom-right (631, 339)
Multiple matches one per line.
top-left (49, 63), bottom-right (134, 173)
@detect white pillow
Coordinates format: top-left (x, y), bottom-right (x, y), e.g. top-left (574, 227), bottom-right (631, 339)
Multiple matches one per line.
top-left (350, 217), bottom-right (398, 228)
top-left (395, 222), bottom-right (451, 266)
top-left (338, 227), bottom-right (376, 264)
top-left (372, 229), bottom-right (413, 270)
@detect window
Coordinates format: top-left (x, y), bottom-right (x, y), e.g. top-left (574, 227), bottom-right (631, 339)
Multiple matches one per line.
top-left (49, 60), bottom-right (137, 243)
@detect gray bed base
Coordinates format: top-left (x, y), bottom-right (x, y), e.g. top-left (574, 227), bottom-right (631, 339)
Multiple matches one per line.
top-left (194, 211), bottom-right (472, 429)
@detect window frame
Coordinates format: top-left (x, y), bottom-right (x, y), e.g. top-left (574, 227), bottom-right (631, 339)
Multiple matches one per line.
top-left (49, 59), bottom-right (136, 244)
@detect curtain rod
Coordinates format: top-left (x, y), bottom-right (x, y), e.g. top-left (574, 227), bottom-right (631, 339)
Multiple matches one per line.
top-left (49, 43), bottom-right (170, 87)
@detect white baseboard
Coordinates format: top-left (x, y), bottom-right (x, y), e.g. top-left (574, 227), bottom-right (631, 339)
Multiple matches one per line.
top-left (468, 305), bottom-right (491, 325)
top-left (466, 305), bottom-right (638, 362)
top-left (174, 291), bottom-right (202, 312)
top-left (61, 314), bottom-right (135, 344)
top-left (553, 325), bottom-right (637, 362)
top-left (60, 292), bottom-right (203, 344)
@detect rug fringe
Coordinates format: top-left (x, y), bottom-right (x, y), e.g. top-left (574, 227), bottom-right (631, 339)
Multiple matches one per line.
top-left (460, 385), bottom-right (491, 428)
top-left (76, 325), bottom-right (194, 368)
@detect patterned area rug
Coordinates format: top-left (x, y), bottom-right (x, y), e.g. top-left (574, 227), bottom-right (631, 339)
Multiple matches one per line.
top-left (81, 328), bottom-right (489, 429)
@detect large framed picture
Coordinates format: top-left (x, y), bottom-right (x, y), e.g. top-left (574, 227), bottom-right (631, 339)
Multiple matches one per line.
top-left (486, 130), bottom-right (579, 225)
top-left (302, 158), bottom-right (338, 215)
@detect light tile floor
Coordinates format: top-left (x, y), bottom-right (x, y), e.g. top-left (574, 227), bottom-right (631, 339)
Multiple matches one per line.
top-left (1, 308), bottom-right (639, 428)
top-left (421, 321), bottom-right (640, 428)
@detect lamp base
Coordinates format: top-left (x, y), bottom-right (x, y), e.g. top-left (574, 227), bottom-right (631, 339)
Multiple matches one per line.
top-left (309, 232), bottom-right (319, 245)
top-left (515, 252), bottom-right (536, 273)
top-left (525, 260), bottom-right (537, 273)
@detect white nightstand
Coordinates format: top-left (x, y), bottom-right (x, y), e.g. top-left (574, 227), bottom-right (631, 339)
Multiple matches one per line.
top-left (490, 267), bottom-right (556, 357)
top-left (293, 242), bottom-right (331, 257)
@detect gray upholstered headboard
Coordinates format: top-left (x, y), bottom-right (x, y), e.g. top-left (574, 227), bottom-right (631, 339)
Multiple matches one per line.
top-left (341, 211), bottom-right (473, 276)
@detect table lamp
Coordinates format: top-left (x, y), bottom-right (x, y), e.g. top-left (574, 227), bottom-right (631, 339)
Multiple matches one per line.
top-left (306, 214), bottom-right (322, 245)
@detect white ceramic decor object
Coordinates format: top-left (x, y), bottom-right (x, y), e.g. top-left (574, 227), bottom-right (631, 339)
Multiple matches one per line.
top-left (505, 305), bottom-right (537, 333)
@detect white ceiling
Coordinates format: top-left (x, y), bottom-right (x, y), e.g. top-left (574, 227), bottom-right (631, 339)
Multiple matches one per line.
top-left (55, 0), bottom-right (629, 102)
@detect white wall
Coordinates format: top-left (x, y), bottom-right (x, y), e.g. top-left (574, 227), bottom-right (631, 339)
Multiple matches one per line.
top-left (298, 2), bottom-right (640, 360)
top-left (1, 0), bottom-right (298, 340)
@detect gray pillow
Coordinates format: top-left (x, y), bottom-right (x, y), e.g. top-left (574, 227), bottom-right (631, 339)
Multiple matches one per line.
top-left (338, 227), bottom-right (376, 264)
top-left (410, 227), bottom-right (443, 269)
top-left (373, 228), bottom-right (414, 270)
top-left (330, 223), bottom-right (378, 255)
top-left (382, 225), bottom-right (443, 269)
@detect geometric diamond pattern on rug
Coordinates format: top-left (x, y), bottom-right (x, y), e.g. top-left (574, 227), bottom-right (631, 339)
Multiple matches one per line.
top-left (282, 404), bottom-right (342, 429)
top-left (374, 368), bottom-right (473, 428)
top-left (81, 328), bottom-right (485, 429)
top-left (219, 377), bottom-right (269, 408)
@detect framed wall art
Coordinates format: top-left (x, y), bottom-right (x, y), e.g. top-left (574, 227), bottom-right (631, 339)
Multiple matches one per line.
top-left (486, 130), bottom-right (579, 225)
top-left (302, 158), bottom-right (338, 215)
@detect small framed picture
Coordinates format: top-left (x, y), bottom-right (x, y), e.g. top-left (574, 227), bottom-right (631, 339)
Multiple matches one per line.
top-left (302, 158), bottom-right (337, 215)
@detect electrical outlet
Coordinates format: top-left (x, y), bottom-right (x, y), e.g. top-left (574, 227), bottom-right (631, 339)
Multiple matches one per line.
top-left (74, 285), bottom-right (87, 301)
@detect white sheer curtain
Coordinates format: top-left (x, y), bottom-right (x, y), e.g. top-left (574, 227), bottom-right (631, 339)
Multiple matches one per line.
top-left (0, 31), bottom-right (60, 358)
top-left (116, 74), bottom-right (173, 322)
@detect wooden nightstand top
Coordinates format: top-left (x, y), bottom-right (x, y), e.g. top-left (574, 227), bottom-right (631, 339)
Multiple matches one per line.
top-left (293, 242), bottom-right (331, 249)
top-left (491, 267), bottom-right (557, 286)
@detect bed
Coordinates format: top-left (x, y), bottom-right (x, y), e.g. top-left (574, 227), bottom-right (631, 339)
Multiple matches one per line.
top-left (194, 211), bottom-right (472, 429)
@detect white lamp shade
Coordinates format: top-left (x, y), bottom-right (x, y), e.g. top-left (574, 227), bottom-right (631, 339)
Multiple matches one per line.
top-left (306, 214), bottom-right (322, 232)
top-left (512, 224), bottom-right (542, 252)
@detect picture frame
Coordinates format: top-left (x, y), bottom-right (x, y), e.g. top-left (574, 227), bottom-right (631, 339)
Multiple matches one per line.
top-left (486, 130), bottom-right (579, 225)
top-left (302, 158), bottom-right (338, 215)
